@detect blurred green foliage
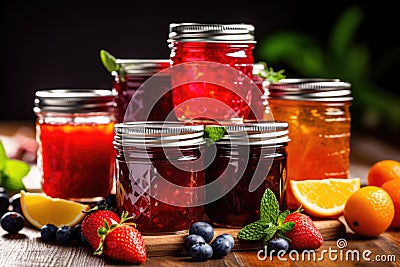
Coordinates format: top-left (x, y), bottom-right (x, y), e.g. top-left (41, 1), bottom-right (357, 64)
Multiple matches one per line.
top-left (257, 6), bottom-right (400, 140)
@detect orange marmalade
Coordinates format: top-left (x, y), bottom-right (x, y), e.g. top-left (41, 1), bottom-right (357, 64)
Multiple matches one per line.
top-left (265, 79), bottom-right (352, 210)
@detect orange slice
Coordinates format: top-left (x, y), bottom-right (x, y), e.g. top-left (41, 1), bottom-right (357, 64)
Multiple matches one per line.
top-left (20, 190), bottom-right (90, 229)
top-left (290, 178), bottom-right (361, 218)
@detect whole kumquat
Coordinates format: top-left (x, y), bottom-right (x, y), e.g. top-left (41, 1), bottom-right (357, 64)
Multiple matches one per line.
top-left (343, 186), bottom-right (394, 237)
top-left (367, 160), bottom-right (400, 187)
top-left (381, 179), bottom-right (400, 229)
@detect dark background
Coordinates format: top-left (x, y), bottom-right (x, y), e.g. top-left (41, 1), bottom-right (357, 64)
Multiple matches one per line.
top-left (0, 0), bottom-right (398, 123)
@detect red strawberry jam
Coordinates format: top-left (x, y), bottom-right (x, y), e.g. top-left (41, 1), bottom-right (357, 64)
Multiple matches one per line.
top-left (168, 23), bottom-right (256, 122)
top-left (114, 122), bottom-right (206, 234)
top-left (34, 89), bottom-right (116, 201)
top-left (112, 59), bottom-right (176, 122)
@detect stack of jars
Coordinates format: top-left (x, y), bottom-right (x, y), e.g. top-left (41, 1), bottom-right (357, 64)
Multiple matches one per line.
top-left (34, 23), bottom-right (352, 234)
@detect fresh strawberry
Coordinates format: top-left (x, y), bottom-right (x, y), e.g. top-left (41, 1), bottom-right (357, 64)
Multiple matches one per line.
top-left (95, 211), bottom-right (146, 264)
top-left (284, 212), bottom-right (323, 250)
top-left (81, 209), bottom-right (120, 249)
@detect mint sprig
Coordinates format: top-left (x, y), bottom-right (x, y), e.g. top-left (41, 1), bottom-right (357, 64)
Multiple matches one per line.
top-left (204, 126), bottom-right (226, 143)
top-left (0, 140), bottom-right (30, 192)
top-left (237, 189), bottom-right (295, 244)
top-left (257, 62), bottom-right (286, 82)
top-left (100, 49), bottom-right (120, 73)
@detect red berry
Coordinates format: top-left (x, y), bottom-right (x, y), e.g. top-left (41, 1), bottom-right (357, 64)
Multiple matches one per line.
top-left (103, 225), bottom-right (146, 264)
top-left (284, 212), bottom-right (323, 250)
top-left (81, 210), bottom-right (120, 249)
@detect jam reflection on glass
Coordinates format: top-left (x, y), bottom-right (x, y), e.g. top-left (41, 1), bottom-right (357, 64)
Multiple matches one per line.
top-left (205, 144), bottom-right (287, 228)
top-left (116, 146), bottom-right (205, 233)
top-left (170, 42), bottom-right (254, 121)
top-left (268, 99), bottom-right (351, 210)
top-left (246, 70), bottom-right (266, 121)
top-left (113, 73), bottom-right (175, 123)
top-left (37, 121), bottom-right (115, 199)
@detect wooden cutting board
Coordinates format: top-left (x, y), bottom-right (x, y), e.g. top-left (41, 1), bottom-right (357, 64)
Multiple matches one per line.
top-left (143, 219), bottom-right (346, 257)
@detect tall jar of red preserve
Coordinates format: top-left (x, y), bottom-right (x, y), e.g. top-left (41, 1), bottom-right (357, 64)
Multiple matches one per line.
top-left (112, 59), bottom-right (176, 122)
top-left (34, 89), bottom-right (116, 201)
top-left (114, 122), bottom-right (206, 234)
top-left (168, 23), bottom-right (256, 122)
top-left (205, 121), bottom-right (289, 227)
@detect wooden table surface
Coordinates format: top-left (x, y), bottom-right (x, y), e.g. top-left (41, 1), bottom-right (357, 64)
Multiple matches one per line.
top-left (1, 121), bottom-right (400, 266)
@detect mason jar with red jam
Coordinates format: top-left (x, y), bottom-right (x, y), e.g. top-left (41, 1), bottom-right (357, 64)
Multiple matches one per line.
top-left (205, 122), bottom-right (289, 228)
top-left (246, 62), bottom-right (267, 121)
top-left (112, 59), bottom-right (176, 122)
top-left (114, 122), bottom-right (206, 234)
top-left (34, 89), bottom-right (116, 201)
top-left (265, 79), bottom-right (352, 210)
top-left (168, 23), bottom-right (256, 122)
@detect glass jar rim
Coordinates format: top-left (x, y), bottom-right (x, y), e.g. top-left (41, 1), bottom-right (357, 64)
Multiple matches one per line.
top-left (168, 23), bottom-right (256, 43)
top-left (266, 78), bottom-right (353, 102)
top-left (114, 59), bottom-right (170, 76)
top-left (114, 121), bottom-right (205, 147)
top-left (33, 89), bottom-right (116, 113)
top-left (207, 121), bottom-right (290, 145)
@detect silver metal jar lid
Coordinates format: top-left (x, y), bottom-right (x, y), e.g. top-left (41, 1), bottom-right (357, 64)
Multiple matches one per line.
top-left (266, 78), bottom-right (353, 102)
top-left (168, 23), bottom-right (256, 43)
top-left (209, 121), bottom-right (290, 145)
top-left (115, 59), bottom-right (170, 76)
top-left (33, 89), bottom-right (116, 113)
top-left (114, 121), bottom-right (205, 147)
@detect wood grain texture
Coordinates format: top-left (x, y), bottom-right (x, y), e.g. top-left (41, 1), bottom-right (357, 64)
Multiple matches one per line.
top-left (142, 219), bottom-right (345, 257)
top-left (1, 217), bottom-right (399, 266)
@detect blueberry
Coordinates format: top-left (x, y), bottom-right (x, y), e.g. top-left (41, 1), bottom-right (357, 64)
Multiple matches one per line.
top-left (96, 199), bottom-right (107, 208)
top-left (189, 222), bottom-right (214, 243)
top-left (267, 237), bottom-right (289, 255)
top-left (1, 211), bottom-right (24, 234)
top-left (211, 235), bottom-right (232, 258)
top-left (184, 234), bottom-right (206, 254)
top-left (218, 233), bottom-right (234, 249)
top-left (40, 224), bottom-right (58, 241)
top-left (56, 226), bottom-right (73, 245)
top-left (105, 194), bottom-right (116, 208)
top-left (189, 243), bottom-right (213, 261)
top-left (0, 193), bottom-right (9, 216)
top-left (72, 224), bottom-right (82, 241)
top-left (9, 193), bottom-right (22, 214)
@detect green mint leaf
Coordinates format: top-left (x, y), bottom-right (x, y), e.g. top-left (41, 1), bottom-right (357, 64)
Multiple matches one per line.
top-left (260, 189), bottom-right (279, 224)
top-left (100, 49), bottom-right (120, 73)
top-left (204, 126), bottom-right (226, 143)
top-left (262, 225), bottom-right (278, 245)
top-left (259, 67), bottom-right (286, 82)
top-left (237, 220), bottom-right (271, 241)
top-left (0, 140), bottom-right (7, 172)
top-left (2, 159), bottom-right (30, 192)
top-left (277, 210), bottom-right (290, 226)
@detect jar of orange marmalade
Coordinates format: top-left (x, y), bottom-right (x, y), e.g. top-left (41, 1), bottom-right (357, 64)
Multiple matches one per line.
top-left (34, 89), bottom-right (116, 202)
top-left (265, 79), bottom-right (352, 210)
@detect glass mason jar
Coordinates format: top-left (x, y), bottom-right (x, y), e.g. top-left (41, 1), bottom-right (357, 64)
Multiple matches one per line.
top-left (265, 79), bottom-right (352, 210)
top-left (246, 62), bottom-right (267, 121)
top-left (205, 122), bottom-right (289, 228)
top-left (34, 89), bottom-right (116, 201)
top-left (168, 23), bottom-right (256, 122)
top-left (112, 59), bottom-right (176, 122)
top-left (114, 122), bottom-right (206, 234)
